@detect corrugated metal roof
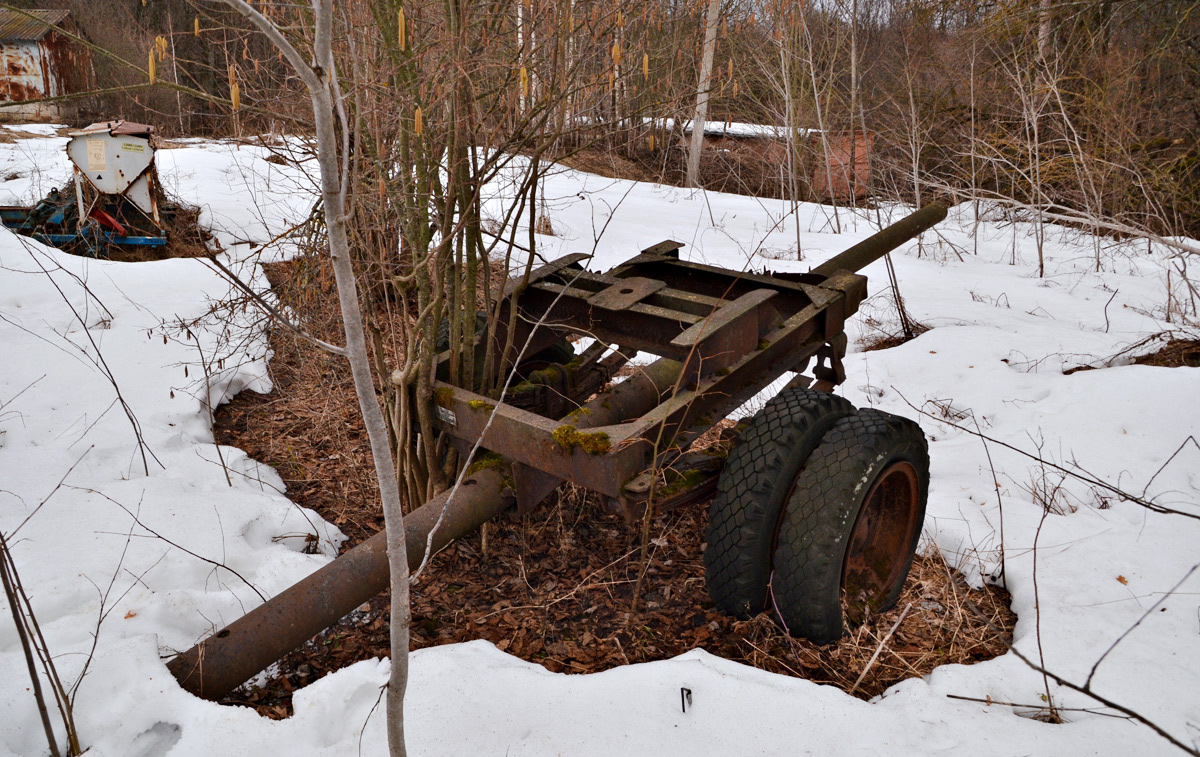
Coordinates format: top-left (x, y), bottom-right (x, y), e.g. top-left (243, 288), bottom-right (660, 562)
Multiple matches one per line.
top-left (0, 10), bottom-right (70, 41)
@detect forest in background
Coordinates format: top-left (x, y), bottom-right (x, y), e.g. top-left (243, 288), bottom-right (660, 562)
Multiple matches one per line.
top-left (2, 5), bottom-right (1199, 757)
top-left (10, 0), bottom-right (1200, 240)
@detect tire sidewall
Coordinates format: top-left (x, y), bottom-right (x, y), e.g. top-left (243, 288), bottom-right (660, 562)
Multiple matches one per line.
top-left (772, 410), bottom-right (929, 643)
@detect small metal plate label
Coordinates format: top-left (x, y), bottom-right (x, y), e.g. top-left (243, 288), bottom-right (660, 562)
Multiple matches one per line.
top-left (86, 139), bottom-right (106, 170)
top-left (435, 405), bottom-right (457, 426)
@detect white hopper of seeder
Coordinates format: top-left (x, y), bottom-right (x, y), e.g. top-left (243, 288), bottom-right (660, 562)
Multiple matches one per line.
top-left (65, 120), bottom-right (160, 224)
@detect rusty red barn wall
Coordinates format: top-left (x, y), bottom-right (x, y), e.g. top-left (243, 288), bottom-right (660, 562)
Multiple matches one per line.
top-left (1, 42), bottom-right (46, 106)
top-left (0, 16), bottom-right (95, 123)
top-left (693, 130), bottom-right (873, 202)
top-left (809, 132), bottom-right (872, 202)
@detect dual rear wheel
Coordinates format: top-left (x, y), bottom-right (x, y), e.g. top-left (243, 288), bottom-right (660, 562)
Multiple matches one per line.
top-left (704, 388), bottom-right (929, 644)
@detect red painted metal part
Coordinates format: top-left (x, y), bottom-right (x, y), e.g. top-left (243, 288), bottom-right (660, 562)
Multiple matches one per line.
top-left (88, 207), bottom-right (125, 234)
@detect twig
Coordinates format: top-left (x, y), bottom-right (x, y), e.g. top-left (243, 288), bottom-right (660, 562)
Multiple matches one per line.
top-left (1085, 563), bottom-right (1199, 689)
top-left (23, 246), bottom-right (160, 475)
top-left (960, 590), bottom-right (1200, 756)
top-left (0, 532), bottom-right (61, 757)
top-left (410, 182), bottom-right (638, 584)
top-left (1031, 504), bottom-right (1060, 721)
top-left (892, 388), bottom-right (1200, 522)
top-left (76, 486), bottom-right (267, 602)
top-left (191, 337), bottom-right (233, 487)
top-left (8, 447), bottom-right (90, 540)
top-left (972, 413), bottom-right (1007, 589)
top-left (945, 694), bottom-right (1129, 718)
top-left (202, 254), bottom-right (347, 357)
top-left (849, 602), bottom-right (912, 695)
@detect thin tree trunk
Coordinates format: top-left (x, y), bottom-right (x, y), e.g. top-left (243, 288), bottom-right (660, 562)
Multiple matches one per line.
top-left (798, 6), bottom-right (840, 232)
top-left (848, 0), bottom-right (859, 207)
top-left (214, 2), bottom-right (410, 755)
top-left (970, 37), bottom-right (978, 255)
top-left (781, 39), bottom-right (802, 259)
top-left (685, 0), bottom-right (721, 188)
top-left (1038, 0), bottom-right (1053, 61)
top-left (1, 535), bottom-right (61, 757)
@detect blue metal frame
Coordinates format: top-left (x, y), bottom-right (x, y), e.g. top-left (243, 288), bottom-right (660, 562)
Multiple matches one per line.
top-left (2, 206), bottom-right (167, 257)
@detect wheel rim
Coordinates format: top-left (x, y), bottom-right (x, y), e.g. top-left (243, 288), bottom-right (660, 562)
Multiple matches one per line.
top-left (840, 461), bottom-right (921, 623)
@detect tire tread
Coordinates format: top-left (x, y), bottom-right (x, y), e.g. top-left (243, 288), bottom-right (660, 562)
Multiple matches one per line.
top-left (704, 388), bottom-right (855, 617)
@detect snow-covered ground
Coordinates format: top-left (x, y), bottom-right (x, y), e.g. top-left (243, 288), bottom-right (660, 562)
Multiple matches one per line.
top-left (1, 127), bottom-right (1197, 755)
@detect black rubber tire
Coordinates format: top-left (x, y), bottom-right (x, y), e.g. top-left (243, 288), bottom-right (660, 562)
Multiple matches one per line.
top-left (704, 388), bottom-right (856, 618)
top-left (521, 339), bottom-right (575, 367)
top-left (771, 409), bottom-right (929, 644)
top-left (435, 311), bottom-right (490, 353)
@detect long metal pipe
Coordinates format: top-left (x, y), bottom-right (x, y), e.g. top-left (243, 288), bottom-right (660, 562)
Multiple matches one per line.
top-left (168, 357), bottom-right (685, 699)
top-left (167, 467), bottom-right (508, 699)
top-left (810, 203), bottom-right (947, 278)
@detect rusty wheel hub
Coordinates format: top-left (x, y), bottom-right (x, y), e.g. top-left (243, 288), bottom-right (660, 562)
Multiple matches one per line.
top-left (841, 461), bottom-right (921, 622)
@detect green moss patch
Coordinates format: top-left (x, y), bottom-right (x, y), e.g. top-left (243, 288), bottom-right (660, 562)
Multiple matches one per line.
top-left (466, 452), bottom-right (509, 476)
top-left (656, 468), bottom-right (710, 498)
top-left (551, 424), bottom-right (612, 455)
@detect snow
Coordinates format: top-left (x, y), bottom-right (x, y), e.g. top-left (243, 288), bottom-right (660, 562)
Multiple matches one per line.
top-left (648, 117), bottom-right (809, 140)
top-left (1, 125), bottom-right (1198, 755)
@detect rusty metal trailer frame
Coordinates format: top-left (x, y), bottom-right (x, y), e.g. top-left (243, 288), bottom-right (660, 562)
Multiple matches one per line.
top-left (168, 203), bottom-right (948, 700)
top-left (435, 248), bottom-right (863, 516)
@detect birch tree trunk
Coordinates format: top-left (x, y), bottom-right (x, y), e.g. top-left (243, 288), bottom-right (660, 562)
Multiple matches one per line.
top-left (1038, 0), bottom-right (1054, 61)
top-left (685, 0), bottom-right (721, 188)
top-left (847, 0), bottom-right (859, 205)
top-left (213, 2), bottom-right (410, 755)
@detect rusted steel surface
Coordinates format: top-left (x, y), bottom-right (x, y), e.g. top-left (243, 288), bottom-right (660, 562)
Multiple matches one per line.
top-left (512, 355), bottom-right (685, 509)
top-left (168, 468), bottom-right (511, 700)
top-left (436, 355), bottom-right (685, 505)
top-left (620, 442), bottom-right (730, 520)
top-left (168, 355), bottom-right (686, 699)
top-left (73, 120), bottom-right (154, 138)
top-left (810, 203), bottom-right (948, 277)
top-left (0, 41), bottom-right (45, 103)
top-left (440, 206), bottom-right (943, 514)
top-left (841, 460), bottom-right (921, 624)
top-left (0, 11), bottom-right (94, 121)
top-left (589, 276), bottom-right (667, 310)
top-left (438, 243), bottom-right (872, 500)
top-left (40, 25), bottom-right (92, 95)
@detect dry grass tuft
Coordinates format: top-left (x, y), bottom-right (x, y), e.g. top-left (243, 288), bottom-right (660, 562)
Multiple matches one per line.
top-left (1133, 338), bottom-right (1200, 368)
top-left (214, 257), bottom-right (385, 546)
top-left (738, 549), bottom-right (1014, 699)
top-left (859, 321), bottom-right (931, 353)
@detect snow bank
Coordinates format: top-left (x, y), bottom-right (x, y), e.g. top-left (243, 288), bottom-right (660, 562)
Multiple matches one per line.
top-left (1, 134), bottom-right (1197, 756)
